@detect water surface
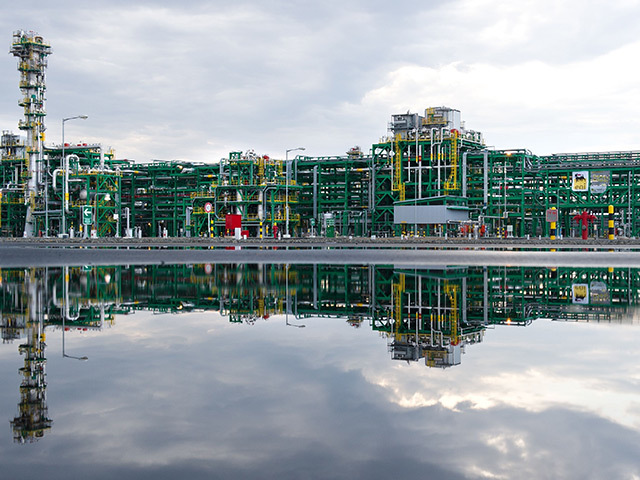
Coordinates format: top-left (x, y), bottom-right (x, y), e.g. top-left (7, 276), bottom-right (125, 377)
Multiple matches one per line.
top-left (1, 264), bottom-right (639, 479)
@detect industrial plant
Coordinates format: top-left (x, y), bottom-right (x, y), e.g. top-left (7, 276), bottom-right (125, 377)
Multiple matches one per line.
top-left (2, 30), bottom-right (640, 239)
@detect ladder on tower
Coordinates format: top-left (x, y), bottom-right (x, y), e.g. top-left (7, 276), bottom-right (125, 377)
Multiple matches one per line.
top-left (444, 281), bottom-right (460, 345)
top-left (258, 157), bottom-right (265, 185)
top-left (444, 130), bottom-right (459, 192)
top-left (392, 274), bottom-right (405, 340)
top-left (392, 134), bottom-right (402, 193)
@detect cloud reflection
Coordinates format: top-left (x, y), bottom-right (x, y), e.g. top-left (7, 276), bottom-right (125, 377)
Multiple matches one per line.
top-left (1, 264), bottom-right (640, 479)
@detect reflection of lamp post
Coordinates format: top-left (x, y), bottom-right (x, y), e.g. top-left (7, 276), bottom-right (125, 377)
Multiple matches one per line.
top-left (285, 147), bottom-right (305, 238)
top-left (285, 263), bottom-right (305, 328)
top-left (62, 265), bottom-right (88, 361)
top-left (286, 318), bottom-right (305, 328)
top-left (63, 348), bottom-right (88, 362)
top-left (61, 115), bottom-right (88, 236)
top-left (414, 125), bottom-right (419, 237)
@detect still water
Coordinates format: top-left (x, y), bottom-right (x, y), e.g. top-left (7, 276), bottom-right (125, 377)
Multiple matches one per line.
top-left (1, 263), bottom-right (639, 479)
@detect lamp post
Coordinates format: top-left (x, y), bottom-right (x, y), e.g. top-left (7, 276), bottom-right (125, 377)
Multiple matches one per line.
top-left (61, 115), bottom-right (88, 236)
top-left (285, 147), bottom-right (305, 238)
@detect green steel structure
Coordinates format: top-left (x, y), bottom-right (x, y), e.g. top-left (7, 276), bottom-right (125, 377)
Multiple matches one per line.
top-left (118, 152), bottom-right (299, 238)
top-left (4, 30), bottom-right (640, 239)
top-left (370, 108), bottom-right (485, 236)
top-left (295, 152), bottom-right (372, 237)
top-left (0, 131), bottom-right (28, 236)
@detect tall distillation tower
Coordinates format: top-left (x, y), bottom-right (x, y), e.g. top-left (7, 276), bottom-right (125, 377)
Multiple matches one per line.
top-left (10, 30), bottom-right (51, 237)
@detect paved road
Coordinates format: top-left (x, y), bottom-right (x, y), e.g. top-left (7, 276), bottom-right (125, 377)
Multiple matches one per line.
top-left (1, 245), bottom-right (639, 268)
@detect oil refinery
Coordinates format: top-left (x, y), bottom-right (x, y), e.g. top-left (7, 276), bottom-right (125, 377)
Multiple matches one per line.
top-left (3, 30), bottom-right (640, 240)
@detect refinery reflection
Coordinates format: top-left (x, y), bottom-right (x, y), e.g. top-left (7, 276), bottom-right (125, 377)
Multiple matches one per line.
top-left (2, 263), bottom-right (640, 442)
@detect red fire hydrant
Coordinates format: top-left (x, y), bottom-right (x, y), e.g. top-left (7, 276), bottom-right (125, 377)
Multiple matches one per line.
top-left (573, 210), bottom-right (596, 240)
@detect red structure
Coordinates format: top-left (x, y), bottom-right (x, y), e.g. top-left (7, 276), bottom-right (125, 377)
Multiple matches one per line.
top-left (225, 214), bottom-right (242, 235)
top-left (573, 210), bottom-right (596, 240)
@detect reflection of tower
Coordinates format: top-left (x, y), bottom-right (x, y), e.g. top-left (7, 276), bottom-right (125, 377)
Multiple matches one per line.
top-left (10, 31), bottom-right (52, 237)
top-left (10, 270), bottom-right (52, 443)
top-left (378, 270), bottom-right (486, 368)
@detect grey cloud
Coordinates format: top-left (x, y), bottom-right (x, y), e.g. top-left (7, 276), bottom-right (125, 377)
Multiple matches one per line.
top-left (2, 307), bottom-right (640, 479)
top-left (1, 1), bottom-right (443, 161)
top-left (2, 0), bottom-right (640, 160)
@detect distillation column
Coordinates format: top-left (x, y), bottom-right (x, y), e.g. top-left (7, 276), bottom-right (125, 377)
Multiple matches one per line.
top-left (10, 31), bottom-right (52, 237)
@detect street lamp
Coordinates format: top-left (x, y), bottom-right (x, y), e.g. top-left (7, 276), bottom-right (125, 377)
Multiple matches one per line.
top-left (285, 147), bottom-right (305, 238)
top-left (61, 115), bottom-right (88, 236)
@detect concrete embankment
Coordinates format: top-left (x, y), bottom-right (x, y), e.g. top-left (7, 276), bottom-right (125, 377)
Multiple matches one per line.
top-left (1, 235), bottom-right (639, 249)
top-left (1, 236), bottom-right (639, 268)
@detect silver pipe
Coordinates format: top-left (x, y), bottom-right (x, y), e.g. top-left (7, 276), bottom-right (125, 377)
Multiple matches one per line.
top-left (483, 151), bottom-right (489, 205)
top-left (52, 168), bottom-right (62, 190)
top-left (313, 166), bottom-right (318, 220)
top-left (64, 154), bottom-right (79, 214)
top-left (462, 151), bottom-right (468, 198)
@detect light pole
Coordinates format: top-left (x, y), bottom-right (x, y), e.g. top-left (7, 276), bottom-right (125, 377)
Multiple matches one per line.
top-left (61, 115), bottom-right (88, 236)
top-left (285, 147), bottom-right (305, 238)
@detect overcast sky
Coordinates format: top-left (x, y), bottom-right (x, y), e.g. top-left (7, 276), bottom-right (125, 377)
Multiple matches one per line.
top-left (2, 0), bottom-right (640, 163)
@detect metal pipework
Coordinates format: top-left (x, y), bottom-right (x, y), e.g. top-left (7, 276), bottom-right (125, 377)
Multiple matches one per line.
top-left (64, 154), bottom-right (80, 215)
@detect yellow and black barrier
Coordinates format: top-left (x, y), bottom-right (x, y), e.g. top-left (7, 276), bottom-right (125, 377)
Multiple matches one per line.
top-left (608, 205), bottom-right (615, 240)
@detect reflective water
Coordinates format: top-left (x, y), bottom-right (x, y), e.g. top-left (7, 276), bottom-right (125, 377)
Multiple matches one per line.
top-left (1, 264), bottom-right (639, 479)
